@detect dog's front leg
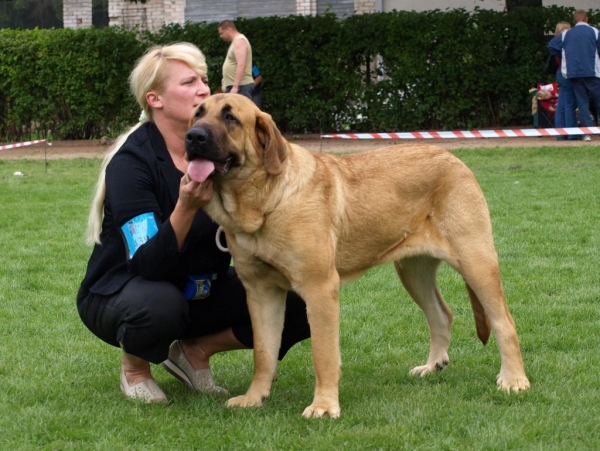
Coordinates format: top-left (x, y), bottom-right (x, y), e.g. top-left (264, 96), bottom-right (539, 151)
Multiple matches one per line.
top-left (299, 280), bottom-right (342, 419)
top-left (226, 285), bottom-right (286, 409)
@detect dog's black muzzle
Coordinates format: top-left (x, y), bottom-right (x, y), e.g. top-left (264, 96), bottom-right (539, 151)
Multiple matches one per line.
top-left (185, 126), bottom-right (209, 158)
top-left (185, 124), bottom-right (235, 176)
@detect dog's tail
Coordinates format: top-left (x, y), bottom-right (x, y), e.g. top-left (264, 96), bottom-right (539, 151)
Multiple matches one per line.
top-left (466, 283), bottom-right (491, 344)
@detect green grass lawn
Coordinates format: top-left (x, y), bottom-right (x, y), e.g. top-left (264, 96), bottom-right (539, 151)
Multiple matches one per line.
top-left (0, 146), bottom-right (599, 450)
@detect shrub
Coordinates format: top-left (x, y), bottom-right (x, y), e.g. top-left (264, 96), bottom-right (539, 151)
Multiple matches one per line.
top-left (0, 6), bottom-right (597, 140)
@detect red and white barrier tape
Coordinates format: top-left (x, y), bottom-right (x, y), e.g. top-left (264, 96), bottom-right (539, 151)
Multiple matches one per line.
top-left (0, 139), bottom-right (46, 151)
top-left (322, 127), bottom-right (600, 139)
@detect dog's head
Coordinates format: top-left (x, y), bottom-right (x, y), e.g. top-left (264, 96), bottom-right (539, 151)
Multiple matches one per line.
top-left (185, 94), bottom-right (288, 184)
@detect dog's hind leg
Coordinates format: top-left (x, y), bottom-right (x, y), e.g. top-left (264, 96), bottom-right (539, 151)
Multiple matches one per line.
top-left (395, 256), bottom-right (453, 377)
top-left (457, 255), bottom-right (530, 392)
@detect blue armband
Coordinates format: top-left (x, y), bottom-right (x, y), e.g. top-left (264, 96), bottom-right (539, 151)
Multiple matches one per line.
top-left (120, 212), bottom-right (159, 259)
top-left (183, 273), bottom-right (217, 300)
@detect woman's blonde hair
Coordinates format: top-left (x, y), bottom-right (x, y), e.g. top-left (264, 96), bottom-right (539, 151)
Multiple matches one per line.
top-left (555, 21), bottom-right (571, 36)
top-left (86, 42), bottom-right (207, 246)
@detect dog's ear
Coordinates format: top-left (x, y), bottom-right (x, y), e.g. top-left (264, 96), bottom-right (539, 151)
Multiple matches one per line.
top-left (255, 111), bottom-right (287, 175)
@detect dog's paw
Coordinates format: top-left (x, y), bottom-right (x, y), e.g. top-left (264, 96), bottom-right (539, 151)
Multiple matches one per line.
top-left (226, 394), bottom-right (265, 409)
top-left (302, 402), bottom-right (341, 419)
top-left (409, 355), bottom-right (449, 377)
top-left (496, 373), bottom-right (531, 392)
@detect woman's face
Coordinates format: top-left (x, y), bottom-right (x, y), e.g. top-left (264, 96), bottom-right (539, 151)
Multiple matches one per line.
top-left (154, 59), bottom-right (210, 125)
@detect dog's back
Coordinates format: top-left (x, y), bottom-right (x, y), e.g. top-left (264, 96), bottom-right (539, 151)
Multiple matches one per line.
top-left (284, 143), bottom-right (492, 282)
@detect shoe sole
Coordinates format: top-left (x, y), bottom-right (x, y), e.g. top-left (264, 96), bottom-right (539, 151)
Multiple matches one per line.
top-left (162, 359), bottom-right (196, 391)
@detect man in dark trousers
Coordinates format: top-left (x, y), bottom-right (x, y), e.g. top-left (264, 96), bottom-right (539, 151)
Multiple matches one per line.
top-left (548, 9), bottom-right (600, 141)
top-left (218, 20), bottom-right (254, 100)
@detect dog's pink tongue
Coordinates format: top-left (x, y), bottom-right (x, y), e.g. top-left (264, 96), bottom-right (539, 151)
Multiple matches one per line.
top-left (187, 159), bottom-right (215, 183)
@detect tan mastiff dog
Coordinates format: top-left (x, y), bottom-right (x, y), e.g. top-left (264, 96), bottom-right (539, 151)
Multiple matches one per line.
top-left (185, 94), bottom-right (530, 418)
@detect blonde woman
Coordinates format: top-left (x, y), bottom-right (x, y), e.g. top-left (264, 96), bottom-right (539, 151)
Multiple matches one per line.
top-left (77, 43), bottom-right (310, 403)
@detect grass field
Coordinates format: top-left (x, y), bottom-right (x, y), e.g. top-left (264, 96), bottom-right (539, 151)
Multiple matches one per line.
top-left (0, 146), bottom-right (599, 450)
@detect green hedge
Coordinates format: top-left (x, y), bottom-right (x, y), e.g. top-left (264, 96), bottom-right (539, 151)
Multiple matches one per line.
top-left (0, 27), bottom-right (144, 140)
top-left (0, 6), bottom-right (597, 141)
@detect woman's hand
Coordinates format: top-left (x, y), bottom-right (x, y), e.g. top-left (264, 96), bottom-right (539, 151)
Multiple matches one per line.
top-left (171, 173), bottom-right (214, 249)
top-left (178, 172), bottom-right (214, 212)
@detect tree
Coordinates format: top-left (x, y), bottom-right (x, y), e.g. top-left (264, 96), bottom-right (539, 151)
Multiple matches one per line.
top-left (505, 0), bottom-right (543, 11)
top-left (0, 0), bottom-right (62, 28)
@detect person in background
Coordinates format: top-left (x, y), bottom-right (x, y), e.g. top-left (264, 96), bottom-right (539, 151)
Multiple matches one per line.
top-left (548, 9), bottom-right (600, 141)
top-left (251, 63), bottom-right (263, 109)
top-left (218, 20), bottom-right (254, 99)
top-left (550, 21), bottom-right (580, 141)
top-left (77, 42), bottom-right (310, 403)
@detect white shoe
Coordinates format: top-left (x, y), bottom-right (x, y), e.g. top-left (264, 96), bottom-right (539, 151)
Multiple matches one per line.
top-left (162, 341), bottom-right (228, 394)
top-left (120, 369), bottom-right (167, 403)
top-left (583, 135), bottom-right (592, 141)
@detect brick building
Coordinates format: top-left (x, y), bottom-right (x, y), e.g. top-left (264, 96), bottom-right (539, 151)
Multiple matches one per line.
top-left (62, 0), bottom-right (381, 31)
top-left (63, 0), bottom-right (93, 29)
top-left (62, 0), bottom-right (597, 31)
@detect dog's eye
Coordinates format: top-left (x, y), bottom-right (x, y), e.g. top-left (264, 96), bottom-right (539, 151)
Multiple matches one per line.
top-left (224, 112), bottom-right (237, 123)
top-left (194, 106), bottom-right (204, 120)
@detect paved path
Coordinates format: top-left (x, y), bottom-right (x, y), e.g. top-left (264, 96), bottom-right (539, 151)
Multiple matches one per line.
top-left (0, 135), bottom-right (595, 160)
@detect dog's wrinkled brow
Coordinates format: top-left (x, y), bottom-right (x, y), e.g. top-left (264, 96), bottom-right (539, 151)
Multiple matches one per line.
top-left (194, 104), bottom-right (206, 119)
top-left (220, 104), bottom-right (240, 123)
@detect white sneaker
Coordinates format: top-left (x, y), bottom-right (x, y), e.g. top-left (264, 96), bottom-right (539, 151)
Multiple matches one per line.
top-left (583, 135), bottom-right (592, 141)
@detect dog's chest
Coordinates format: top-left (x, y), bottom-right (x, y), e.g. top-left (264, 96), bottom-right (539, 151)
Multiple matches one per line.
top-left (234, 232), bottom-right (258, 255)
top-left (231, 231), bottom-right (284, 273)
